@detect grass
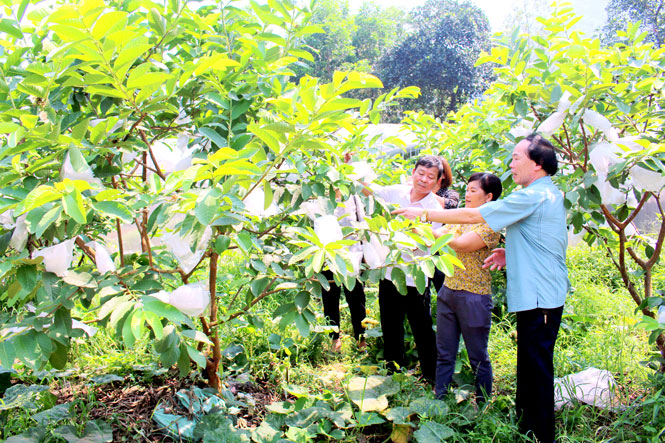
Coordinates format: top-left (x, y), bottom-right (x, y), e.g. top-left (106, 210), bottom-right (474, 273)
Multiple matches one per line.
top-left (3, 245), bottom-right (665, 441)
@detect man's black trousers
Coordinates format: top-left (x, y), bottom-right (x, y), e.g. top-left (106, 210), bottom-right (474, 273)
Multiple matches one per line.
top-left (321, 270), bottom-right (366, 340)
top-left (378, 279), bottom-right (436, 382)
top-left (516, 306), bottom-right (564, 443)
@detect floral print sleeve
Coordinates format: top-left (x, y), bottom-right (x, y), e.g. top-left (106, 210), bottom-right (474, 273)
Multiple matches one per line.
top-left (437, 188), bottom-right (460, 209)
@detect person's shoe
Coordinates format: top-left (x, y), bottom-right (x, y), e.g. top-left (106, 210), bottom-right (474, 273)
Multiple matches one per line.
top-left (331, 338), bottom-right (342, 352)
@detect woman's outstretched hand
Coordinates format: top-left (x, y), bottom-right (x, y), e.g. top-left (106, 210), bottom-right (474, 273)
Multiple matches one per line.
top-left (392, 207), bottom-right (424, 220)
top-left (483, 248), bottom-right (506, 270)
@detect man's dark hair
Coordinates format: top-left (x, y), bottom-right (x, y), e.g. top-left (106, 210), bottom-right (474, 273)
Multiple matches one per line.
top-left (525, 133), bottom-right (558, 176)
top-left (414, 155), bottom-right (443, 179)
top-left (469, 172), bottom-right (502, 201)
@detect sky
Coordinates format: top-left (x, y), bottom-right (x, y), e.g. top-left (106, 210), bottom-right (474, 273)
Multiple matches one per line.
top-left (347, 0), bottom-right (610, 35)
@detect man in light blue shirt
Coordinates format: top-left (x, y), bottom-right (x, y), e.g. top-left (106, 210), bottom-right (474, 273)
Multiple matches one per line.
top-left (394, 134), bottom-right (568, 443)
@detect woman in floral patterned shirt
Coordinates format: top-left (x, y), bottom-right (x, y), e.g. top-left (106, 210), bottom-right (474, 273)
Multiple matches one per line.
top-left (433, 172), bottom-right (502, 403)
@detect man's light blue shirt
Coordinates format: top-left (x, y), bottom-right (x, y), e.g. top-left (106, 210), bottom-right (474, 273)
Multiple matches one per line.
top-left (478, 176), bottom-right (569, 312)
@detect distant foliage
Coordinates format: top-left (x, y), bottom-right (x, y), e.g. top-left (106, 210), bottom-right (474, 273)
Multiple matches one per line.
top-left (375, 0), bottom-right (494, 119)
top-left (603, 0), bottom-right (665, 46)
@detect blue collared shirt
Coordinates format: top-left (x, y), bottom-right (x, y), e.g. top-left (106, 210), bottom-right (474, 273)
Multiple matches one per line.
top-left (479, 176), bottom-right (569, 312)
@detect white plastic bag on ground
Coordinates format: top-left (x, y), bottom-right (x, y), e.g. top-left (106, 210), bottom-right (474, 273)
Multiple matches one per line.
top-left (314, 215), bottom-right (343, 246)
top-left (554, 367), bottom-right (620, 410)
top-left (33, 238), bottom-right (76, 277)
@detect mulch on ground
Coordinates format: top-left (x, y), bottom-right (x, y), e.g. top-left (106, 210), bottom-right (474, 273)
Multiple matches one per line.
top-left (51, 374), bottom-right (283, 442)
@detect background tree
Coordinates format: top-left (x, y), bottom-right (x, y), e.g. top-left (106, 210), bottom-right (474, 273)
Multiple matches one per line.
top-left (352, 2), bottom-right (407, 71)
top-left (295, 0), bottom-right (356, 80)
top-left (603, 0), bottom-right (665, 46)
top-left (502, 0), bottom-right (553, 36)
top-left (297, 0), bottom-right (407, 82)
top-left (375, 0), bottom-right (494, 120)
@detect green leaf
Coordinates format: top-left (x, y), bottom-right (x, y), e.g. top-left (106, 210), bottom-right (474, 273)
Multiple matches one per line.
top-left (130, 309), bottom-right (145, 341)
top-left (91, 201), bottom-right (134, 223)
top-left (186, 345), bottom-right (207, 368)
top-left (48, 341), bottom-right (69, 370)
top-left (430, 234), bottom-right (452, 255)
top-left (347, 375), bottom-right (400, 412)
top-left (109, 301), bottom-right (134, 329)
top-left (62, 271), bottom-right (97, 288)
top-left (142, 296), bottom-right (193, 327)
top-left (311, 249), bottom-right (325, 273)
top-left (390, 268), bottom-right (407, 295)
top-left (413, 421), bottom-right (454, 442)
top-left (21, 185), bottom-right (61, 213)
top-left (0, 121), bottom-right (20, 133)
top-left (0, 341), bottom-right (16, 369)
top-left (114, 42), bottom-right (152, 69)
top-left (91, 11), bottom-right (128, 40)
top-left (414, 266), bottom-right (426, 295)
top-left (144, 311), bottom-right (164, 339)
top-left (263, 180), bottom-right (273, 210)
top-left (50, 24), bottom-right (89, 42)
top-left (181, 330), bottom-right (213, 346)
top-left (195, 188), bottom-right (221, 225)
top-left (98, 295), bottom-right (131, 320)
top-left (214, 235), bottom-right (231, 253)
top-left (200, 127), bottom-right (227, 149)
top-left (0, 19), bottom-right (23, 39)
top-left (122, 311), bottom-right (137, 348)
top-left (127, 71), bottom-right (172, 89)
top-left (32, 206), bottom-right (62, 238)
top-left (62, 190), bottom-right (87, 224)
top-left (288, 245), bottom-right (318, 265)
top-left (53, 420), bottom-right (113, 442)
top-left (294, 291), bottom-right (310, 310)
top-left (235, 232), bottom-right (253, 253)
top-left (251, 277), bottom-right (271, 296)
top-left (294, 313), bottom-right (310, 337)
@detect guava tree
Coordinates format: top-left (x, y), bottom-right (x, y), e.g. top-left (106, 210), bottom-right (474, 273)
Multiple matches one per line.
top-left (404, 4), bottom-right (665, 370)
top-left (0, 0), bottom-right (457, 390)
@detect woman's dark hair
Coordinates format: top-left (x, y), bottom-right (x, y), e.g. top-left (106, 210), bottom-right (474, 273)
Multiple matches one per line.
top-left (525, 133), bottom-right (558, 176)
top-left (438, 156), bottom-right (453, 188)
top-left (468, 172), bottom-right (502, 201)
top-left (414, 155), bottom-right (443, 179)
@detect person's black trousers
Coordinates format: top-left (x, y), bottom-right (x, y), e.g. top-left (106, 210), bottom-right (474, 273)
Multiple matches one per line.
top-left (432, 268), bottom-right (445, 294)
top-left (435, 286), bottom-right (493, 402)
top-left (321, 270), bottom-right (366, 340)
top-left (515, 306), bottom-right (564, 443)
top-left (378, 279), bottom-right (436, 382)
